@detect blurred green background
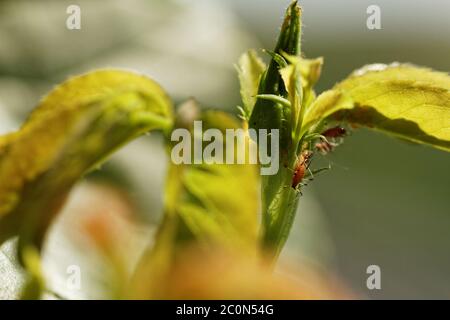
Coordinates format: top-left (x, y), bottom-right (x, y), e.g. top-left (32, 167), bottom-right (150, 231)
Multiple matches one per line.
top-left (0, 0), bottom-right (449, 299)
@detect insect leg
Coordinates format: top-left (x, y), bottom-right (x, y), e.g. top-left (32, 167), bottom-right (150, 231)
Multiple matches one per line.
top-left (304, 165), bottom-right (331, 179)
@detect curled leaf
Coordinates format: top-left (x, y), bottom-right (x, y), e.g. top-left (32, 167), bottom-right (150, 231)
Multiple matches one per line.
top-left (0, 70), bottom-right (173, 255)
top-left (305, 64), bottom-right (450, 151)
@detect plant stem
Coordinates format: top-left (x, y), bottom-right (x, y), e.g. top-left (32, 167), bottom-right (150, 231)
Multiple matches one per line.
top-left (261, 150), bottom-right (300, 264)
top-left (255, 1), bottom-right (304, 265)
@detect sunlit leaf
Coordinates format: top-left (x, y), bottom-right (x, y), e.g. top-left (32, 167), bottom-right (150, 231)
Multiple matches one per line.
top-left (236, 50), bottom-right (266, 119)
top-left (279, 56), bottom-right (303, 142)
top-left (0, 69), bottom-right (173, 256)
top-left (302, 89), bottom-right (354, 134)
top-left (304, 64), bottom-right (450, 151)
top-left (297, 57), bottom-right (323, 89)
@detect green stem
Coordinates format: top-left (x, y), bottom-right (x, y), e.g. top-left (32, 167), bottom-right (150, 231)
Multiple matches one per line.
top-left (261, 150), bottom-right (300, 264)
top-left (254, 1), bottom-right (304, 265)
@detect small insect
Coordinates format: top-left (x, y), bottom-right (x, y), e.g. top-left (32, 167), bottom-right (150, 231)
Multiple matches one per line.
top-left (291, 150), bottom-right (313, 189)
top-left (315, 126), bottom-right (347, 154)
top-left (322, 126), bottom-right (347, 138)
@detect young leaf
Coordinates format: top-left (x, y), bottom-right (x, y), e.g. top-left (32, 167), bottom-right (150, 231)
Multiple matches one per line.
top-left (236, 50), bottom-right (266, 119)
top-left (279, 55), bottom-right (304, 144)
top-left (305, 64), bottom-right (450, 151)
top-left (129, 110), bottom-right (260, 298)
top-left (0, 70), bottom-right (174, 256)
top-left (167, 111), bottom-right (259, 251)
top-left (297, 57), bottom-right (324, 89)
top-left (302, 89), bottom-right (354, 135)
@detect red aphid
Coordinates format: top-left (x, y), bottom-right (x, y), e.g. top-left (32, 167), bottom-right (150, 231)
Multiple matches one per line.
top-left (291, 150), bottom-right (313, 189)
top-left (321, 126), bottom-right (346, 138)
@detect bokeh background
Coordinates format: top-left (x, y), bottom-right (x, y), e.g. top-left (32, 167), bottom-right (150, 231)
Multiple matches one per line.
top-left (0, 0), bottom-right (449, 299)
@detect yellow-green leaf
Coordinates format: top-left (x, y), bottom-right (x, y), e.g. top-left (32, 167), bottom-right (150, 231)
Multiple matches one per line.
top-left (168, 111), bottom-right (259, 251)
top-left (279, 61), bottom-right (302, 140)
top-left (128, 110), bottom-right (259, 298)
top-left (296, 56), bottom-right (323, 89)
top-left (0, 69), bottom-right (173, 253)
top-left (305, 64), bottom-right (450, 151)
top-left (236, 50), bottom-right (266, 119)
top-left (302, 89), bottom-right (354, 134)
